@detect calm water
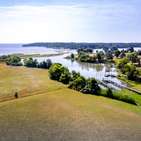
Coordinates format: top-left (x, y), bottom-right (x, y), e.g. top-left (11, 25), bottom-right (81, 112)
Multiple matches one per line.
top-left (0, 44), bottom-right (64, 55)
top-left (1, 44), bottom-right (140, 89)
top-left (34, 53), bottom-right (124, 89)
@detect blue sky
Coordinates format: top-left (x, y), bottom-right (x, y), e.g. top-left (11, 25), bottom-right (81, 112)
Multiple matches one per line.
top-left (0, 0), bottom-right (141, 43)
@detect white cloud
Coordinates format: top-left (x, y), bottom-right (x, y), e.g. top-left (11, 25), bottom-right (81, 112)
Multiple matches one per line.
top-left (0, 3), bottom-right (140, 43)
top-left (0, 5), bottom-right (87, 43)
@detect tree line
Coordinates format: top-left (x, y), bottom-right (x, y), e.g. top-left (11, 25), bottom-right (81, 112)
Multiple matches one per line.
top-left (1, 55), bottom-right (52, 69)
top-left (23, 42), bottom-right (141, 49)
top-left (49, 63), bottom-right (137, 105)
top-left (1, 55), bottom-right (137, 105)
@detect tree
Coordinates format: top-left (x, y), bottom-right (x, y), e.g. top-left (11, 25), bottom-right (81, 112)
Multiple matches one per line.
top-left (127, 52), bottom-right (138, 63)
top-left (6, 56), bottom-right (22, 66)
top-left (49, 63), bottom-right (64, 81)
top-left (117, 58), bottom-right (129, 73)
top-left (78, 52), bottom-right (89, 62)
top-left (105, 51), bottom-right (113, 60)
top-left (71, 71), bottom-right (81, 81)
top-left (38, 59), bottom-right (52, 69)
top-left (114, 50), bottom-right (120, 57)
top-left (106, 88), bottom-right (113, 98)
top-left (77, 48), bottom-right (93, 54)
top-left (81, 78), bottom-right (100, 95)
top-left (137, 50), bottom-right (141, 55)
top-left (24, 58), bottom-right (38, 68)
top-left (126, 63), bottom-right (139, 80)
top-left (70, 53), bottom-right (74, 59)
top-left (127, 47), bottom-right (134, 52)
top-left (68, 76), bottom-right (86, 91)
top-left (59, 68), bottom-right (71, 84)
top-left (0, 55), bottom-right (10, 62)
top-left (96, 51), bottom-right (105, 62)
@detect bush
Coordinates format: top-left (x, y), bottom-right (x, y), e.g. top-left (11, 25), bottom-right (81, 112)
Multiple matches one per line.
top-left (96, 51), bottom-right (105, 63)
top-left (105, 51), bottom-right (113, 60)
top-left (106, 88), bottom-right (113, 98)
top-left (117, 58), bottom-right (129, 71)
top-left (114, 50), bottom-right (120, 57)
top-left (120, 95), bottom-right (136, 105)
top-left (49, 63), bottom-right (64, 81)
top-left (59, 68), bottom-right (71, 84)
top-left (38, 59), bottom-right (52, 69)
top-left (68, 76), bottom-right (86, 91)
top-left (49, 63), bottom-right (70, 83)
top-left (70, 53), bottom-right (74, 59)
top-left (6, 56), bottom-right (22, 66)
top-left (104, 90), bottom-right (137, 105)
top-left (81, 78), bottom-right (100, 95)
top-left (0, 55), bottom-right (10, 62)
top-left (112, 93), bottom-right (137, 105)
top-left (127, 52), bottom-right (138, 63)
top-left (78, 52), bottom-right (89, 62)
top-left (71, 71), bottom-right (81, 81)
top-left (24, 58), bottom-right (38, 68)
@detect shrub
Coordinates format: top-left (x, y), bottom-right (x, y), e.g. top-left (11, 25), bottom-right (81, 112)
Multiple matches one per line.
top-left (49, 63), bottom-right (70, 83)
top-left (81, 78), bottom-right (100, 95)
top-left (117, 58), bottom-right (129, 71)
top-left (24, 58), bottom-right (38, 68)
top-left (120, 95), bottom-right (136, 105)
top-left (78, 52), bottom-right (89, 62)
top-left (114, 50), bottom-right (120, 57)
top-left (71, 71), bottom-right (81, 81)
top-left (96, 51), bottom-right (105, 63)
top-left (105, 51), bottom-right (113, 60)
top-left (113, 93), bottom-right (137, 105)
top-left (6, 56), bottom-right (22, 66)
top-left (59, 68), bottom-right (71, 84)
top-left (0, 55), bottom-right (10, 62)
top-left (127, 52), bottom-right (138, 63)
top-left (106, 88), bottom-right (113, 98)
top-left (68, 76), bottom-right (86, 91)
top-left (49, 63), bottom-right (64, 81)
top-left (38, 59), bottom-right (52, 69)
top-left (70, 53), bottom-right (74, 59)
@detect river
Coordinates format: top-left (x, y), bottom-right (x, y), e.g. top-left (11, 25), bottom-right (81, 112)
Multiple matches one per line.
top-left (0, 44), bottom-right (140, 89)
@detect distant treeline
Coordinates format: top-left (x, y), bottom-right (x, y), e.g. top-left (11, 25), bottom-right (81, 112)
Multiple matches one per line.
top-left (23, 42), bottom-right (141, 49)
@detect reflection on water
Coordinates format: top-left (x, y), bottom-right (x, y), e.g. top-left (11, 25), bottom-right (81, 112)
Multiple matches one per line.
top-left (77, 61), bottom-right (104, 72)
top-left (1, 45), bottom-right (137, 88)
top-left (34, 53), bottom-right (122, 87)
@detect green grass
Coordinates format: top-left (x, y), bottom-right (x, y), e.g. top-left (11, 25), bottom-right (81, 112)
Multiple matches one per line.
top-left (0, 63), bottom-right (65, 101)
top-left (114, 89), bottom-right (141, 106)
top-left (118, 73), bottom-right (141, 91)
top-left (0, 63), bottom-right (141, 140)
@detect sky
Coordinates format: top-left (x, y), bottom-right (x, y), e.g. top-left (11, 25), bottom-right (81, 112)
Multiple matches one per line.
top-left (0, 0), bottom-right (141, 43)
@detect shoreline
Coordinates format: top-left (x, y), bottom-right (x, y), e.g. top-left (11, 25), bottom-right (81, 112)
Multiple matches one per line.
top-left (9, 52), bottom-right (69, 59)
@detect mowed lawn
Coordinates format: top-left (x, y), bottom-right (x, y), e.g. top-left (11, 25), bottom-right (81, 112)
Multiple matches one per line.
top-left (0, 64), bottom-right (141, 141)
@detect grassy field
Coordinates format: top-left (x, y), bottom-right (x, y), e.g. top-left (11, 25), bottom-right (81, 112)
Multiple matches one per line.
top-left (0, 63), bottom-right (65, 101)
top-left (0, 63), bottom-right (141, 141)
